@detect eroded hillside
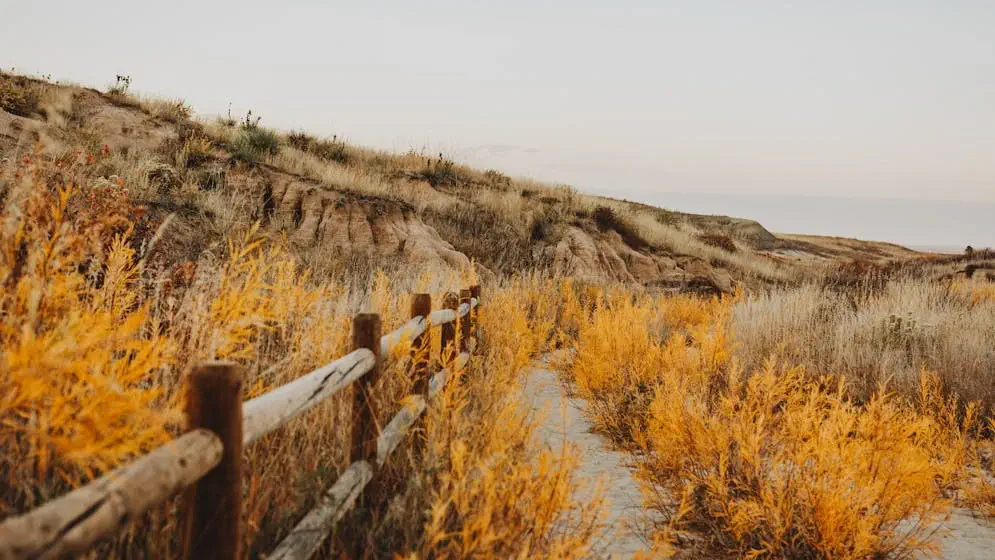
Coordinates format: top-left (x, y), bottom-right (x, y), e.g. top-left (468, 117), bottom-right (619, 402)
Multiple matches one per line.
top-left (0, 72), bottom-right (919, 291)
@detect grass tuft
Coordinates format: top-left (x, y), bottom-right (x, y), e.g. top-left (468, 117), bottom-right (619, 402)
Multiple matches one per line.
top-left (231, 126), bottom-right (280, 163)
top-left (287, 130), bottom-right (350, 164)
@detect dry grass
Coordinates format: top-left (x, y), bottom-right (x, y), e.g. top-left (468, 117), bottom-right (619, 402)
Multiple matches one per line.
top-left (136, 96), bottom-right (193, 123)
top-left (556, 285), bottom-right (994, 558)
top-left (0, 152), bottom-right (605, 557)
top-left (731, 280), bottom-right (995, 409)
top-left (11, 74), bottom-right (995, 558)
top-left (202, 117), bottom-right (805, 280)
top-left (0, 73), bottom-right (45, 117)
top-left (5, 74), bottom-right (914, 301)
top-left (360, 276), bottom-right (607, 557)
top-left (628, 210), bottom-right (795, 282)
top-left (641, 362), bottom-right (977, 559)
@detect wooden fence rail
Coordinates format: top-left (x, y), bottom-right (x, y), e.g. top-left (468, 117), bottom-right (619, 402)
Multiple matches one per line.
top-left (0, 286), bottom-right (482, 560)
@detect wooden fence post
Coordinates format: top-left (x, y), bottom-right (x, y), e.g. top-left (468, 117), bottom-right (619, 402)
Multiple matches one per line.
top-left (409, 294), bottom-right (432, 455)
top-left (182, 362), bottom-right (244, 560)
top-left (351, 313), bottom-right (382, 463)
top-left (469, 284), bottom-right (481, 343)
top-left (410, 294), bottom-right (432, 399)
top-left (440, 292), bottom-right (458, 365)
top-left (459, 289), bottom-right (472, 353)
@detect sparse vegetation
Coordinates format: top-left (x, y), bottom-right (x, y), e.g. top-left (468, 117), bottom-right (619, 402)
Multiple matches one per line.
top-left (419, 153), bottom-right (459, 188)
top-left (423, 202), bottom-right (543, 272)
top-left (108, 74), bottom-right (131, 96)
top-left (287, 130), bottom-right (350, 163)
top-left (0, 73), bottom-right (43, 117)
top-left (230, 116), bottom-right (280, 164)
top-left (105, 74), bottom-right (142, 108)
top-left (731, 280), bottom-right (995, 409)
top-left (140, 96), bottom-right (193, 123)
top-left (530, 211), bottom-right (555, 242)
top-left (483, 168), bottom-right (511, 188)
top-left (178, 135), bottom-right (214, 168)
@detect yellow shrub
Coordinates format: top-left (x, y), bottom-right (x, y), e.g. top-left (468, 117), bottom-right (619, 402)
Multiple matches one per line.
top-left (567, 292), bottom-right (730, 444)
top-left (563, 290), bottom-right (978, 559)
top-left (642, 362), bottom-right (973, 558)
top-left (0, 163), bottom-right (175, 513)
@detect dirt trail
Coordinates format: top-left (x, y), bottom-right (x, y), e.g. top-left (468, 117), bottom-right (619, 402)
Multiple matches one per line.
top-left (523, 364), bottom-right (648, 558)
top-left (916, 510), bottom-right (995, 560)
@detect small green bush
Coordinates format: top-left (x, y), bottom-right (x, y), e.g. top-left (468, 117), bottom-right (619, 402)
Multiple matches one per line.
top-left (287, 130), bottom-right (312, 150)
top-left (231, 127), bottom-right (280, 163)
top-left (229, 111), bottom-right (279, 163)
top-left (312, 138), bottom-right (348, 163)
top-left (592, 206), bottom-right (621, 232)
top-left (288, 130), bottom-right (349, 164)
top-left (484, 169), bottom-right (511, 188)
top-left (420, 154), bottom-right (458, 188)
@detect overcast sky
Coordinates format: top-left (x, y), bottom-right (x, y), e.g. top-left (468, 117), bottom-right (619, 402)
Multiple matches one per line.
top-left (3, 1), bottom-right (993, 246)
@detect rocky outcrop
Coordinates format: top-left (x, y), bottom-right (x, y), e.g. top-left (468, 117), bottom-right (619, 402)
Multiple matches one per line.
top-left (258, 171), bottom-right (472, 273)
top-left (550, 226), bottom-right (735, 293)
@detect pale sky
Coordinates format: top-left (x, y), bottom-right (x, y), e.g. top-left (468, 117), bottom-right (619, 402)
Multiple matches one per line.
top-left (3, 1), bottom-right (993, 246)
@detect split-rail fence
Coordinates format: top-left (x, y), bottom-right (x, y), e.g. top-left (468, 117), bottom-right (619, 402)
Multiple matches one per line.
top-left (0, 285), bottom-right (483, 560)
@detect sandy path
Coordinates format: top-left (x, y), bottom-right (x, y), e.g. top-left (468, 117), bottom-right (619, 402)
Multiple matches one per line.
top-left (918, 509), bottom-right (995, 560)
top-left (523, 364), bottom-right (648, 558)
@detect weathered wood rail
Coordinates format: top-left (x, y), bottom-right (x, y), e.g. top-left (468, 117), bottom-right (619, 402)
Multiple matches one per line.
top-left (0, 287), bottom-right (482, 560)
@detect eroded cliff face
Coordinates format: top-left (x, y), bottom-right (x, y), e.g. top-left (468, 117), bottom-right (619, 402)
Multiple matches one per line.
top-left (255, 171), bottom-right (735, 290)
top-left (1, 85), bottom-right (475, 278)
top-left (0, 76), bottom-right (805, 292)
top-left (261, 171), bottom-right (471, 272)
top-left (0, 85), bottom-right (740, 290)
top-left (549, 227), bottom-right (734, 293)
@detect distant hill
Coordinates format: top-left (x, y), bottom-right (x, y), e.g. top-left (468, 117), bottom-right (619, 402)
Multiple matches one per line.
top-left (611, 191), bottom-right (994, 250)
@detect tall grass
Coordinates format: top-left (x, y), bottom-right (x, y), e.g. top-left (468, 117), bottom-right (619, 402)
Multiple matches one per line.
top-left (731, 280), bottom-right (995, 409)
top-left (557, 286), bottom-right (993, 558)
top-left (0, 151), bottom-right (604, 557)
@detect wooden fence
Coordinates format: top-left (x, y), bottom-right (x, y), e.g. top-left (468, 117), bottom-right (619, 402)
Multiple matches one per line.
top-left (0, 285), bottom-right (483, 560)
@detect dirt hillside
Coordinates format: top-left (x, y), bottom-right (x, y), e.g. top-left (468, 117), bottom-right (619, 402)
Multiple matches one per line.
top-left (0, 72), bottom-right (921, 290)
